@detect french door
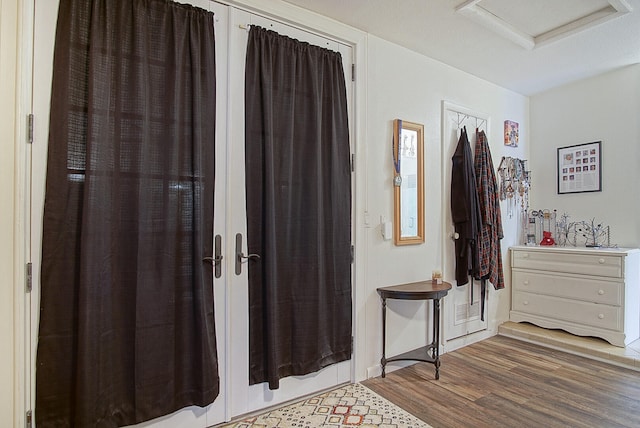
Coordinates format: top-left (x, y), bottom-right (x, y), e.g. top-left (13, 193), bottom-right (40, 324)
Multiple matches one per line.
top-left (441, 102), bottom-right (489, 342)
top-left (225, 7), bottom-right (353, 418)
top-left (30, 1), bottom-right (353, 426)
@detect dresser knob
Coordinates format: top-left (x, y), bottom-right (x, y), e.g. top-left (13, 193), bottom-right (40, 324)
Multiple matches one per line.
top-left (598, 289), bottom-right (605, 295)
top-left (523, 280), bottom-right (529, 286)
top-left (598, 258), bottom-right (605, 264)
top-left (523, 301), bottom-right (529, 305)
top-left (523, 253), bottom-right (529, 258)
top-left (598, 314), bottom-right (605, 319)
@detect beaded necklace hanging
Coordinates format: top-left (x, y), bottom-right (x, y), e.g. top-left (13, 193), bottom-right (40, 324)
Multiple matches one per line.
top-left (498, 156), bottom-right (530, 218)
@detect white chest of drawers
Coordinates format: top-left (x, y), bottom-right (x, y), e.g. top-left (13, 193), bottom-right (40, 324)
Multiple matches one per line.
top-left (510, 245), bottom-right (640, 347)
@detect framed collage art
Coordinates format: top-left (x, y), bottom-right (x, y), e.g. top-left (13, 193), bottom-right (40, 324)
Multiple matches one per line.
top-left (557, 141), bottom-right (602, 194)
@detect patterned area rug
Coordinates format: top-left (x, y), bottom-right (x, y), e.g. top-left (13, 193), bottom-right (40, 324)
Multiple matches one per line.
top-left (222, 383), bottom-right (430, 428)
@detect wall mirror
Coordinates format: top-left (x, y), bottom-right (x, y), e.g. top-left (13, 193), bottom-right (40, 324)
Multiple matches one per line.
top-left (393, 119), bottom-right (424, 245)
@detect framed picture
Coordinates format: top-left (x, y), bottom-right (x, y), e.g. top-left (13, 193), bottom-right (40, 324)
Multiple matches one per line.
top-left (504, 120), bottom-right (519, 147)
top-left (557, 141), bottom-right (602, 194)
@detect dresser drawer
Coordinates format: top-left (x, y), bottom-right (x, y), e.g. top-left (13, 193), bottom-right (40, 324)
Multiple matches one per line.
top-left (512, 250), bottom-right (622, 278)
top-left (512, 291), bottom-right (621, 331)
top-left (512, 270), bottom-right (621, 306)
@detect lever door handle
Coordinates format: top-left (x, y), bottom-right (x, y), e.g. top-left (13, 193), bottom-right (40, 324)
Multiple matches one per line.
top-left (203, 256), bottom-right (224, 263)
top-left (239, 253), bottom-right (261, 260)
top-left (235, 233), bottom-right (260, 275)
top-left (203, 235), bottom-right (224, 278)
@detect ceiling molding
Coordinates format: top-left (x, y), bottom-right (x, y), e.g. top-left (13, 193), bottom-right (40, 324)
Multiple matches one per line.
top-left (456, 0), bottom-right (633, 50)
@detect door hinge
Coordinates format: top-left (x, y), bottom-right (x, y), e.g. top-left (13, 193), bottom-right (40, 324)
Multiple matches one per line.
top-left (351, 64), bottom-right (355, 82)
top-left (26, 262), bottom-right (32, 293)
top-left (27, 114), bottom-right (34, 144)
top-left (351, 154), bottom-right (355, 172)
top-left (350, 245), bottom-right (354, 263)
top-left (26, 410), bottom-right (32, 428)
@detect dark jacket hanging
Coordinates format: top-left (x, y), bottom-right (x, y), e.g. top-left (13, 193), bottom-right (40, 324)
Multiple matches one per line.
top-left (450, 126), bottom-right (481, 286)
top-left (474, 129), bottom-right (505, 290)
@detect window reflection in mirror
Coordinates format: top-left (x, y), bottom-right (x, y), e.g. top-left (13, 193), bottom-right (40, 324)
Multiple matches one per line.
top-left (393, 119), bottom-right (424, 245)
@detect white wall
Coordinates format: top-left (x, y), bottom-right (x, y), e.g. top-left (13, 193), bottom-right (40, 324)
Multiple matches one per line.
top-left (360, 35), bottom-right (529, 377)
top-left (530, 64), bottom-right (640, 248)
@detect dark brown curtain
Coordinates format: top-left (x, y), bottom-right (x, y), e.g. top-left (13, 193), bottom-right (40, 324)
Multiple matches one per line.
top-left (36, 0), bottom-right (218, 426)
top-left (244, 26), bottom-right (352, 390)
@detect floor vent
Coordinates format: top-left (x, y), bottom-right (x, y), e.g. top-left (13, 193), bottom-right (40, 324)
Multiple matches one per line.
top-left (454, 301), bottom-right (481, 325)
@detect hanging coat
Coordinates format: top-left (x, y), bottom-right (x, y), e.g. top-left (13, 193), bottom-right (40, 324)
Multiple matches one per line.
top-left (474, 129), bottom-right (505, 290)
top-left (450, 126), bottom-right (481, 286)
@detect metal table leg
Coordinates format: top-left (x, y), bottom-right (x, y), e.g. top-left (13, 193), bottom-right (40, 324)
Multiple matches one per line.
top-left (381, 296), bottom-right (387, 378)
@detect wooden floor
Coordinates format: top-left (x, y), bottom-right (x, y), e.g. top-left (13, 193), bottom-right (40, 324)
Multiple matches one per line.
top-left (362, 335), bottom-right (640, 428)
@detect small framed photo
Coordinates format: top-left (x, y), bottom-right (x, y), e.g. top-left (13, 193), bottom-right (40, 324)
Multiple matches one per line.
top-left (557, 141), bottom-right (602, 194)
top-left (504, 120), bottom-right (519, 147)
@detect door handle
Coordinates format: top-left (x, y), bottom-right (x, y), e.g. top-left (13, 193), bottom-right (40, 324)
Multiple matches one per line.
top-left (203, 234), bottom-right (223, 278)
top-left (235, 233), bottom-right (260, 275)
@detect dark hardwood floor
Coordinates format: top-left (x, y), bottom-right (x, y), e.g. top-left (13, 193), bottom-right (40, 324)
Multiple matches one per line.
top-left (363, 335), bottom-right (640, 428)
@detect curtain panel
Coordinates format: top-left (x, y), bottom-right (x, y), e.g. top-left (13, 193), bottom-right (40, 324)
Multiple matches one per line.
top-left (244, 26), bottom-right (352, 390)
top-left (36, 0), bottom-right (218, 426)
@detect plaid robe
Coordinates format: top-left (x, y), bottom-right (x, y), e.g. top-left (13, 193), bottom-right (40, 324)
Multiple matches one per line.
top-left (474, 129), bottom-right (505, 289)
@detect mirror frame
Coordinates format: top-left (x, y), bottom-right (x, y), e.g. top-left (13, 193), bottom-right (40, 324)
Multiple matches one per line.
top-left (393, 119), bottom-right (425, 245)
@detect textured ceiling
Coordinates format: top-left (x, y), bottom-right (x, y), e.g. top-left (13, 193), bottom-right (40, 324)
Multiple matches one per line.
top-left (281, 0), bottom-right (640, 95)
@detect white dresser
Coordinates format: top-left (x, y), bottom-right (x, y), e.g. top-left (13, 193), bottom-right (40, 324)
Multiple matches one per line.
top-left (510, 245), bottom-right (640, 347)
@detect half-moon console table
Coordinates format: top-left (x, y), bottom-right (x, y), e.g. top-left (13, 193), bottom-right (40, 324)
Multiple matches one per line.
top-left (377, 280), bottom-right (452, 380)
